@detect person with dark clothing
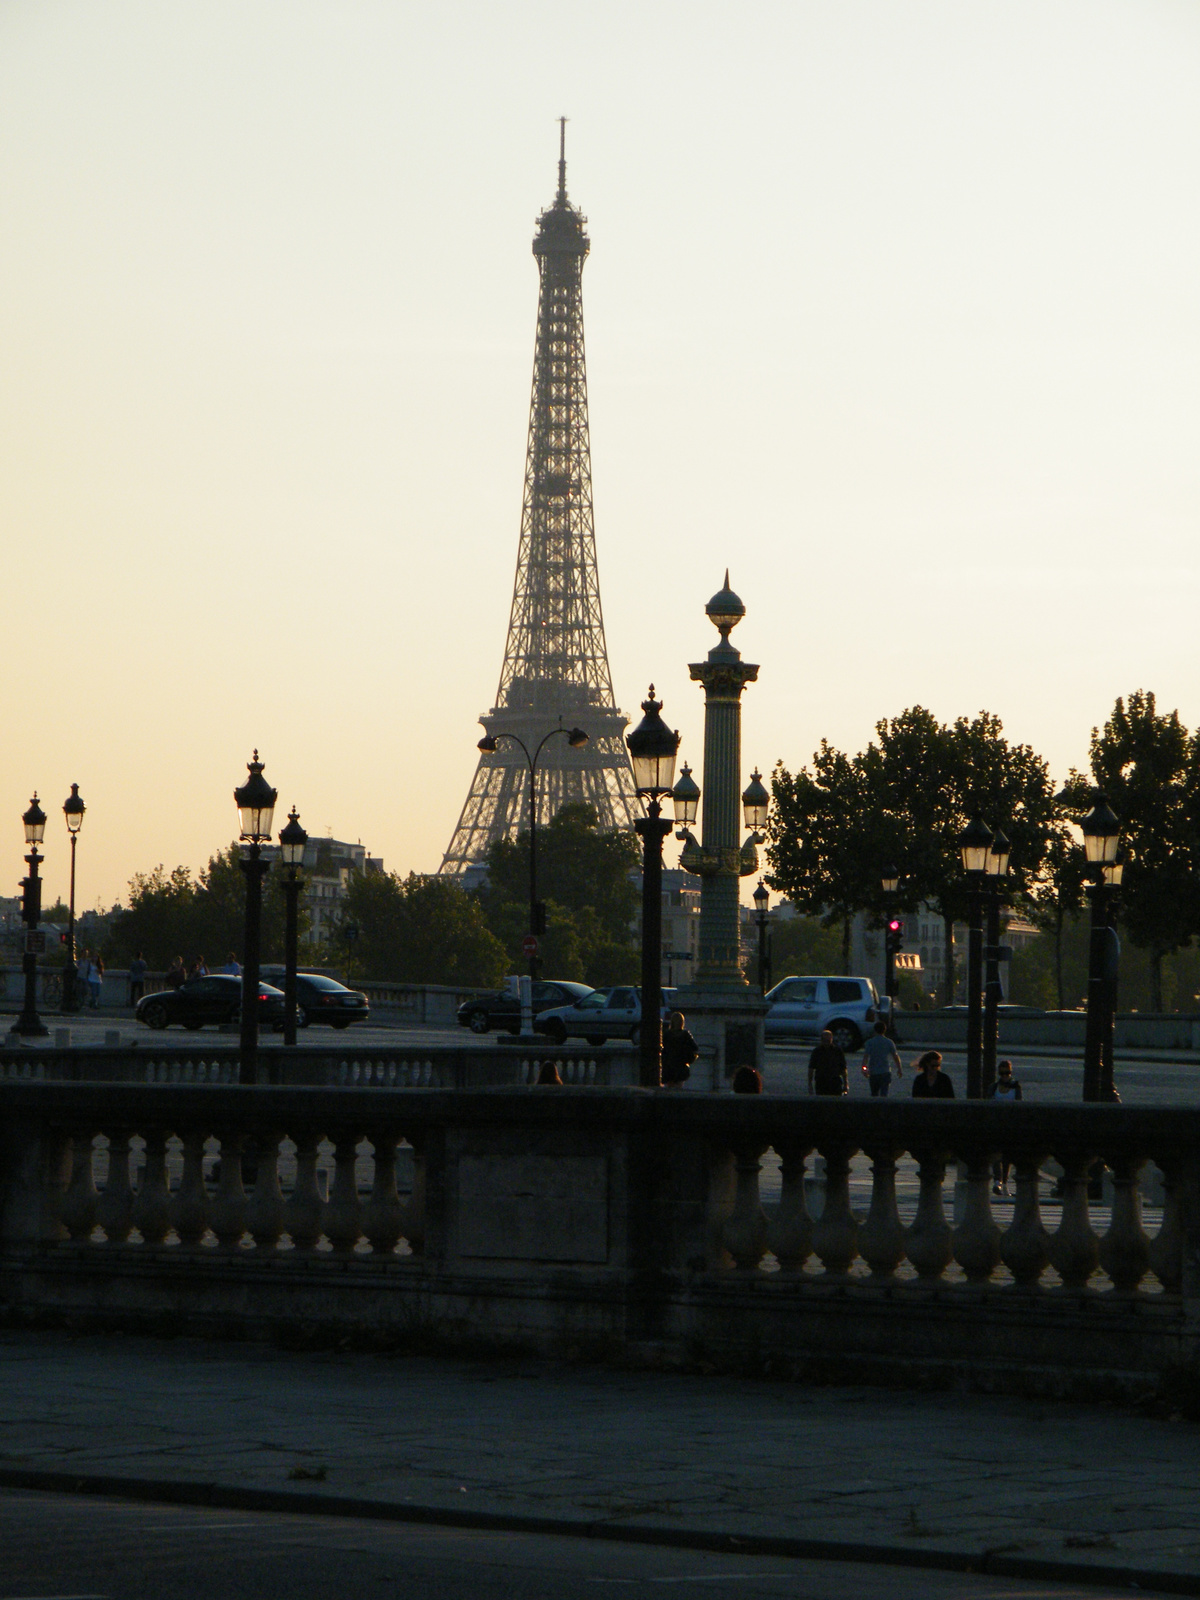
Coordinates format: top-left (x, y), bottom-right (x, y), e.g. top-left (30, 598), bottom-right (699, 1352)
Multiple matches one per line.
top-left (988, 1058), bottom-right (1022, 1192)
top-left (808, 1030), bottom-right (848, 1096)
top-left (732, 1065), bottom-right (762, 1094)
top-left (165, 956), bottom-right (185, 991)
top-left (128, 951), bottom-right (148, 1006)
top-left (661, 1011), bottom-right (699, 1088)
top-left (911, 1050), bottom-right (955, 1098)
top-left (860, 1020), bottom-right (902, 1096)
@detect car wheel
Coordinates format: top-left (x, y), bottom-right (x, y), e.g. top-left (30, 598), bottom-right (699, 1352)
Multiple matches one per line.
top-left (143, 1002), bottom-right (169, 1030)
top-left (298, 1008), bottom-right (311, 1029)
top-left (586, 1035), bottom-right (606, 1047)
top-left (544, 1018), bottom-right (567, 1045)
top-left (183, 1019), bottom-right (204, 1031)
top-left (468, 1011), bottom-right (490, 1035)
top-left (331, 1018), bottom-right (352, 1030)
top-left (629, 1025), bottom-right (640, 1047)
top-left (829, 1020), bottom-right (861, 1051)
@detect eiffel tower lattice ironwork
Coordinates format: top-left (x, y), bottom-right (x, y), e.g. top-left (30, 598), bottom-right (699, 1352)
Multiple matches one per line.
top-left (440, 126), bottom-right (639, 877)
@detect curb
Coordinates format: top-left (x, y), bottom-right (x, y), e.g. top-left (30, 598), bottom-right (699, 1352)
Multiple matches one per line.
top-left (0, 1466), bottom-right (1196, 1594)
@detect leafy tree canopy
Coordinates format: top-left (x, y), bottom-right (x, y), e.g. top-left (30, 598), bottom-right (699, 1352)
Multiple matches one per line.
top-left (106, 847), bottom-right (298, 969)
top-left (338, 870), bottom-right (507, 987)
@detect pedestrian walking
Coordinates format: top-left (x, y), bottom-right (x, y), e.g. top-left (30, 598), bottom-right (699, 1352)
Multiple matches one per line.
top-left (987, 1058), bottom-right (1022, 1192)
top-left (860, 1021), bottom-right (902, 1096)
top-left (911, 1050), bottom-right (955, 1098)
top-left (222, 952), bottom-right (241, 977)
top-left (128, 951), bottom-right (148, 1006)
top-left (88, 954), bottom-right (104, 1010)
top-left (77, 950), bottom-right (94, 1004)
top-left (165, 956), bottom-right (185, 990)
top-left (661, 1011), bottom-right (698, 1088)
top-left (808, 1029), bottom-right (847, 1096)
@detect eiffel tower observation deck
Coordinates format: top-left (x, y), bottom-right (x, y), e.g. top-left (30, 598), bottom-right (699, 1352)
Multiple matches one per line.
top-left (441, 127), bottom-right (639, 877)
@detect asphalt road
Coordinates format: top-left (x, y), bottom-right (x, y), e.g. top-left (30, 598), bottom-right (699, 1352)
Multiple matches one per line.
top-left (0, 1490), bottom-right (1151, 1600)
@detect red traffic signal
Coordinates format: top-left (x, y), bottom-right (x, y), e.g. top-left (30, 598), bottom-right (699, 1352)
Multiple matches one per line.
top-left (887, 918), bottom-right (902, 934)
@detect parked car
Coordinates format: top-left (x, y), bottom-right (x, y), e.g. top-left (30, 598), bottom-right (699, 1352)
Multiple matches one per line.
top-left (136, 975), bottom-right (286, 1031)
top-left (533, 986), bottom-right (678, 1047)
top-left (762, 975), bottom-right (884, 1050)
top-left (456, 980), bottom-right (594, 1036)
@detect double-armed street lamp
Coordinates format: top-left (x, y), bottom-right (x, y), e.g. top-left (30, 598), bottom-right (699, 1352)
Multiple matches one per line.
top-left (627, 687), bottom-right (696, 1088)
top-left (279, 807), bottom-right (308, 1048)
top-left (15, 796), bottom-right (49, 1037)
top-left (61, 784), bottom-right (85, 1013)
top-left (476, 724), bottom-right (589, 978)
top-left (1081, 793), bottom-right (1122, 1103)
top-left (958, 816), bottom-right (993, 1098)
top-left (982, 828), bottom-right (1011, 1097)
top-left (233, 752), bottom-right (277, 1085)
top-left (752, 880), bottom-right (771, 994)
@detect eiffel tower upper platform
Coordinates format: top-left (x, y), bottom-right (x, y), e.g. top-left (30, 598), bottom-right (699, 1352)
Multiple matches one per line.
top-left (440, 127), bottom-right (639, 877)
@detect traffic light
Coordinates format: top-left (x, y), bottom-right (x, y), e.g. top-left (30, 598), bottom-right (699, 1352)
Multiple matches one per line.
top-left (886, 917), bottom-right (903, 958)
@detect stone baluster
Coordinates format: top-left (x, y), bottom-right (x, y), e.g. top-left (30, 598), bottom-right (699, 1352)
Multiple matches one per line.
top-left (404, 1135), bottom-right (426, 1255)
top-left (1099, 1151), bottom-right (1150, 1293)
top-left (95, 1131), bottom-right (134, 1245)
top-left (284, 1130), bottom-right (326, 1252)
top-left (245, 1132), bottom-right (286, 1251)
top-left (1148, 1161), bottom-right (1183, 1292)
top-left (811, 1143), bottom-right (859, 1276)
top-left (1047, 1150), bottom-right (1100, 1290)
top-left (60, 1131), bottom-right (100, 1242)
top-left (720, 1140), bottom-right (769, 1270)
top-left (38, 1128), bottom-right (73, 1243)
top-left (210, 1133), bottom-right (248, 1249)
top-left (131, 1128), bottom-right (173, 1246)
top-left (172, 1130), bottom-right (211, 1247)
top-left (1001, 1152), bottom-right (1049, 1287)
top-left (765, 1138), bottom-right (813, 1272)
top-left (323, 1133), bottom-right (364, 1253)
top-left (905, 1148), bottom-right (953, 1281)
top-left (361, 1128), bottom-right (405, 1256)
top-left (953, 1148), bottom-right (1002, 1284)
top-left (858, 1143), bottom-right (906, 1279)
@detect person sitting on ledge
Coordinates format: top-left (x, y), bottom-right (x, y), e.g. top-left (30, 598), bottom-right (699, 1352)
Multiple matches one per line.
top-left (660, 1011), bottom-right (698, 1088)
top-left (535, 1059), bottom-right (563, 1086)
top-left (911, 1050), bottom-right (955, 1098)
top-left (732, 1064), bottom-right (762, 1094)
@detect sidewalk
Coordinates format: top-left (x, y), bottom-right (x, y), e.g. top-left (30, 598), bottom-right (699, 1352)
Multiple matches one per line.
top-left (2, 1331), bottom-right (1198, 1592)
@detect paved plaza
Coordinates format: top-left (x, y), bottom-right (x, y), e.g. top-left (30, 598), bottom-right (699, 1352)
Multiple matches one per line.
top-left (2, 1331), bottom-right (1199, 1593)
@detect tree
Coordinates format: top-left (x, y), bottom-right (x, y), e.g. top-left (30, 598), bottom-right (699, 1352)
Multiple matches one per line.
top-left (338, 871), bottom-right (508, 987)
top-left (1027, 821), bottom-right (1089, 1009)
top-left (1078, 691), bottom-right (1200, 1010)
top-left (107, 846), bottom-right (298, 969)
top-left (479, 804), bottom-right (641, 985)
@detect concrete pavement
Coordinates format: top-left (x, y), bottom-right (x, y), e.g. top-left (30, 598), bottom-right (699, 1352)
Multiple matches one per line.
top-left (2, 1331), bottom-right (1199, 1593)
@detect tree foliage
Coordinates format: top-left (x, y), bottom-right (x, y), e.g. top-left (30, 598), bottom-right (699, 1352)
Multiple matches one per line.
top-left (106, 846), bottom-right (297, 969)
top-left (479, 803), bottom-right (641, 986)
top-left (337, 871), bottom-right (508, 987)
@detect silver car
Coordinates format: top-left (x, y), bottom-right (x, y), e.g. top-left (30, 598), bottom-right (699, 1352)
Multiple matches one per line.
top-left (763, 975), bottom-right (885, 1051)
top-left (534, 985), bottom-right (677, 1047)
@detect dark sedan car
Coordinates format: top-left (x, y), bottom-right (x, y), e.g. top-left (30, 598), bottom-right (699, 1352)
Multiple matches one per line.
top-left (291, 973), bottom-right (370, 1029)
top-left (457, 980), bottom-right (593, 1035)
top-left (136, 974), bottom-right (285, 1031)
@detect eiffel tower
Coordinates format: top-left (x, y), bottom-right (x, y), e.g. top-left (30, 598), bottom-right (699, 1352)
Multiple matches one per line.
top-left (440, 125), bottom-right (639, 877)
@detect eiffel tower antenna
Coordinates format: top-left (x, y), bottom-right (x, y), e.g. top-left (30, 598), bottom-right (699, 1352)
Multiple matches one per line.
top-left (441, 129), bottom-right (639, 877)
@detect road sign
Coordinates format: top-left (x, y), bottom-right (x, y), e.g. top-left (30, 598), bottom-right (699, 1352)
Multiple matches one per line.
top-left (24, 931), bottom-right (46, 955)
top-left (521, 935), bottom-right (539, 957)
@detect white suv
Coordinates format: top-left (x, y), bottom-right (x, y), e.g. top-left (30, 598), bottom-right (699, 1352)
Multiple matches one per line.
top-left (763, 975), bottom-right (886, 1050)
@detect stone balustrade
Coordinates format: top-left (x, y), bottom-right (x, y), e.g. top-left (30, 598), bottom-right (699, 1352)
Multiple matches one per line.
top-left (2, 1084), bottom-right (1198, 1395)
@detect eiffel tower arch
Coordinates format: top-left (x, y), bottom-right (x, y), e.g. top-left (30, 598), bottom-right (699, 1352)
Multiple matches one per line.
top-left (440, 128), bottom-right (639, 877)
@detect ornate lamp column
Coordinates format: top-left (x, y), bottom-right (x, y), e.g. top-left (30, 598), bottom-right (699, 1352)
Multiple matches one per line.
top-left (61, 784), bottom-right (85, 1013)
top-left (1081, 793), bottom-right (1121, 1103)
top-left (958, 816), bottom-right (992, 1099)
top-left (279, 807), bottom-right (308, 1047)
top-left (676, 576), bottom-right (769, 1084)
top-left (627, 690), bottom-right (682, 1088)
top-left (752, 881), bottom-right (771, 994)
top-left (15, 795), bottom-right (49, 1037)
top-left (233, 752), bottom-right (277, 1086)
top-left (982, 828), bottom-right (1011, 1097)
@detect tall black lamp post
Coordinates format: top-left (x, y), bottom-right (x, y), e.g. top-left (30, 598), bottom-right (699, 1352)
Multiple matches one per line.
top-left (279, 807), bottom-right (308, 1048)
top-left (881, 867), bottom-right (900, 1026)
top-left (1081, 793), bottom-right (1121, 1103)
top-left (16, 795), bottom-right (49, 1036)
top-left (752, 881), bottom-right (771, 994)
top-left (627, 687), bottom-right (683, 1089)
top-left (958, 816), bottom-right (993, 1098)
top-left (476, 724), bottom-right (589, 978)
top-left (981, 828), bottom-right (1010, 1097)
top-left (61, 783), bottom-right (85, 1013)
top-left (233, 752), bottom-right (277, 1085)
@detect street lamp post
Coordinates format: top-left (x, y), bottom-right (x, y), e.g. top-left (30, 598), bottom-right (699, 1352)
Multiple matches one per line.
top-left (233, 752), bottom-right (277, 1085)
top-left (752, 881), bottom-right (771, 994)
top-left (1081, 794), bottom-right (1121, 1103)
top-left (958, 816), bottom-right (993, 1099)
top-left (476, 725), bottom-right (589, 979)
top-left (1100, 858), bottom-right (1123, 1102)
top-left (881, 867), bottom-right (900, 1028)
top-left (61, 784), bottom-right (85, 1013)
top-left (16, 795), bottom-right (49, 1037)
top-left (982, 828), bottom-right (1011, 1098)
top-left (627, 687), bottom-right (683, 1088)
top-left (279, 807), bottom-right (308, 1048)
